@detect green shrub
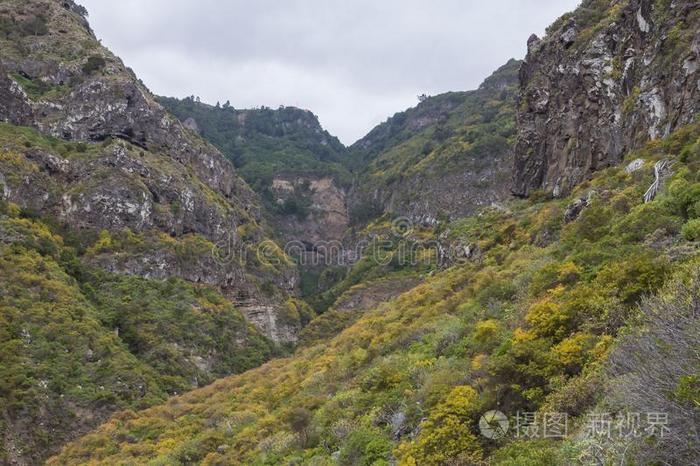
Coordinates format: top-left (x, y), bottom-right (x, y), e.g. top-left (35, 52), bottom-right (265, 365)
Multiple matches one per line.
top-left (82, 55), bottom-right (107, 75)
top-left (595, 253), bottom-right (668, 305)
top-left (664, 178), bottom-right (700, 219)
top-left (18, 15), bottom-right (48, 36)
top-left (338, 428), bottom-right (391, 466)
top-left (613, 202), bottom-right (682, 241)
top-left (682, 218), bottom-right (700, 241)
top-left (623, 86), bottom-right (641, 115)
top-left (492, 439), bottom-right (563, 466)
top-left (675, 375), bottom-right (700, 406)
top-left (396, 385), bottom-right (483, 465)
top-left (10, 74), bottom-right (49, 100)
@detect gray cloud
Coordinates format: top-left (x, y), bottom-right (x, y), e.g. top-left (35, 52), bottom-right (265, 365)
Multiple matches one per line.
top-left (80, 0), bottom-right (580, 144)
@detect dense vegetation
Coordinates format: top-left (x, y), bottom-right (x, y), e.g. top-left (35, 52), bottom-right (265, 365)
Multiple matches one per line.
top-left (0, 198), bottom-right (275, 464)
top-left (349, 59), bottom-right (519, 171)
top-left (2, 1), bottom-right (699, 464)
top-left (50, 119), bottom-right (700, 465)
top-left (158, 98), bottom-right (351, 193)
top-left (345, 60), bottom-right (519, 222)
top-left (0, 3), bottom-right (296, 455)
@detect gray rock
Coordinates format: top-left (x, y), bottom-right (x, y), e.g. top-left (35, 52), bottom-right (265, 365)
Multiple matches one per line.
top-left (513, 0), bottom-right (699, 197)
top-left (0, 1), bottom-right (300, 344)
top-left (564, 198), bottom-right (588, 223)
top-left (625, 158), bottom-right (646, 173)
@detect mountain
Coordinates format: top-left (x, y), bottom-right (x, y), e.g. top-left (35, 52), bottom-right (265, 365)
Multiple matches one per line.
top-left (157, 99), bottom-right (350, 192)
top-left (0, 214), bottom-right (275, 464)
top-left (157, 100), bottom-right (355, 304)
top-left (157, 98), bottom-right (353, 242)
top-left (514, 0), bottom-right (699, 196)
top-left (50, 121), bottom-right (700, 465)
top-left (347, 59), bottom-right (520, 224)
top-left (2, 0), bottom-right (700, 465)
top-left (0, 1), bottom-right (307, 344)
top-left (47, 0), bottom-right (700, 464)
top-left (161, 61), bottom-right (520, 230)
top-left (0, 0), bottom-right (310, 462)
top-left (161, 63), bottom-right (522, 314)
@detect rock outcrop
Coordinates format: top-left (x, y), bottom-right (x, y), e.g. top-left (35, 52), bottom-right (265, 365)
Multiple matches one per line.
top-left (348, 60), bottom-right (520, 224)
top-left (159, 98), bottom-right (354, 297)
top-left (271, 176), bottom-right (349, 246)
top-left (0, 0), bottom-right (301, 343)
top-left (514, 0), bottom-right (700, 196)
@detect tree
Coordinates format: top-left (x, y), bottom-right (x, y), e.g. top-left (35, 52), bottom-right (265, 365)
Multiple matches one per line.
top-left (396, 386), bottom-right (483, 465)
top-left (285, 407), bottom-right (313, 447)
top-left (603, 265), bottom-right (700, 465)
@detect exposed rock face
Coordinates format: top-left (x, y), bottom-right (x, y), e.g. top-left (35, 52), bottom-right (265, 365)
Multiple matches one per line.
top-left (377, 162), bottom-right (512, 225)
top-left (0, 0), bottom-right (300, 343)
top-left (158, 97), bottom-right (352, 275)
top-left (348, 60), bottom-right (520, 224)
top-left (271, 176), bottom-right (349, 246)
top-left (514, 0), bottom-right (700, 197)
top-left (2, 57), bottom-right (248, 206)
top-left (269, 175), bottom-right (350, 298)
top-left (183, 116), bottom-right (200, 133)
top-left (238, 303), bottom-right (299, 344)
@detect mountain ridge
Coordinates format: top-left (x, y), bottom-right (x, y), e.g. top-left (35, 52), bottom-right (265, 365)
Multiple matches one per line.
top-left (47, 0), bottom-right (700, 463)
top-left (0, 0), bottom-right (699, 465)
top-left (513, 0), bottom-right (700, 196)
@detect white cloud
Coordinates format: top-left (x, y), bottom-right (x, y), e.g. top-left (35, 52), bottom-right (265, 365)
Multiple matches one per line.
top-left (80, 0), bottom-right (581, 144)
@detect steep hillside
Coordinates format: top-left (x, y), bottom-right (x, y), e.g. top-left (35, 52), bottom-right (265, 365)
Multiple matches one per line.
top-left (158, 98), bottom-right (349, 192)
top-left (514, 0), bottom-right (700, 196)
top-left (46, 0), bottom-right (700, 459)
top-left (3, 0), bottom-right (700, 465)
top-left (51, 120), bottom-right (700, 465)
top-left (160, 63), bottom-right (521, 305)
top-left (0, 0), bottom-right (309, 462)
top-left (0, 0), bottom-right (305, 342)
top-left (347, 59), bottom-right (520, 224)
top-left (0, 207), bottom-right (274, 465)
top-left (160, 99), bottom-right (353, 295)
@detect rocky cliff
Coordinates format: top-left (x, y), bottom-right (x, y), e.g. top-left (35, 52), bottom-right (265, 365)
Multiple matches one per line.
top-left (159, 100), bottom-right (356, 303)
top-left (270, 176), bottom-right (349, 246)
top-left (0, 1), bottom-right (323, 462)
top-left (159, 101), bottom-right (353, 247)
top-left (7, 1), bottom-right (700, 464)
top-left (348, 60), bottom-right (520, 224)
top-left (158, 98), bottom-right (350, 191)
top-left (0, 0), bottom-right (303, 344)
top-left (514, 0), bottom-right (700, 196)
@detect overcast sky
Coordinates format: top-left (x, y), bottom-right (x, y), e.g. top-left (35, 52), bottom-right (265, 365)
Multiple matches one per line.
top-left (80, 0), bottom-right (580, 145)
